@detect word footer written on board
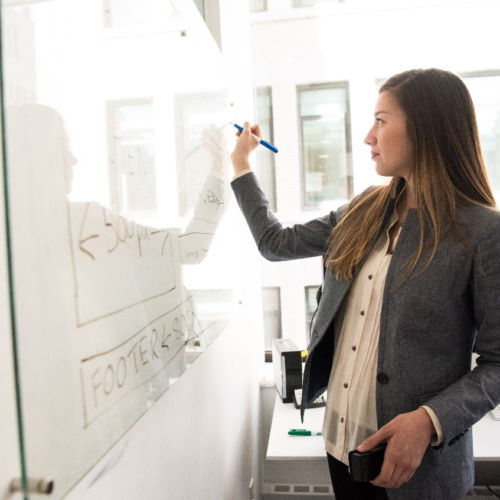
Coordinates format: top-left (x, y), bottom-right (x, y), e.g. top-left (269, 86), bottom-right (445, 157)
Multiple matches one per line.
top-left (79, 300), bottom-right (211, 428)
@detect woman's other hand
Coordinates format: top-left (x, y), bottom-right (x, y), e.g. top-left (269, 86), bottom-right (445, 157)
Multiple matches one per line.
top-left (356, 407), bottom-right (436, 489)
top-left (231, 122), bottom-right (261, 175)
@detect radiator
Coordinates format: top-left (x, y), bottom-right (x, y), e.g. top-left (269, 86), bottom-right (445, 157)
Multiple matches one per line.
top-left (262, 482), bottom-right (334, 500)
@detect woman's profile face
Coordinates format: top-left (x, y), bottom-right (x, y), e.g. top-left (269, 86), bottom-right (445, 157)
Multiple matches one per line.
top-left (364, 91), bottom-right (414, 180)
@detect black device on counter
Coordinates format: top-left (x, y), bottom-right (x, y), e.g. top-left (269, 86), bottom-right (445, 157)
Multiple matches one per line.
top-left (272, 339), bottom-right (302, 404)
top-left (348, 443), bottom-right (387, 482)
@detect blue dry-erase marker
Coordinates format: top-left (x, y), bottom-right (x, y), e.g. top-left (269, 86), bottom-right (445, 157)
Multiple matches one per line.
top-left (231, 122), bottom-right (279, 154)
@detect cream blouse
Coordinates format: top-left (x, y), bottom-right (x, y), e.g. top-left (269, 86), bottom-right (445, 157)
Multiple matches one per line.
top-left (323, 209), bottom-right (443, 465)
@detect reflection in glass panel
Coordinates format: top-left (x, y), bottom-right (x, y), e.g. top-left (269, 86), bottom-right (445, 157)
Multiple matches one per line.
top-left (175, 92), bottom-right (229, 216)
top-left (299, 84), bottom-right (352, 206)
top-left (107, 99), bottom-right (157, 215)
top-left (262, 287), bottom-right (282, 353)
top-left (103, 0), bottom-right (151, 27)
top-left (463, 74), bottom-right (500, 201)
top-left (255, 87), bottom-right (277, 211)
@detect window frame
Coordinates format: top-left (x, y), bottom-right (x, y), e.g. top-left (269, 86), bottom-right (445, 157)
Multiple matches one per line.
top-left (255, 86), bottom-right (277, 212)
top-left (262, 286), bottom-right (282, 362)
top-left (297, 81), bottom-right (354, 210)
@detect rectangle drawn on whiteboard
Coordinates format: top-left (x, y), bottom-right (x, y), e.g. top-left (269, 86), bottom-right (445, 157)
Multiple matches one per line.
top-left (68, 201), bottom-right (177, 327)
top-left (79, 295), bottom-right (214, 428)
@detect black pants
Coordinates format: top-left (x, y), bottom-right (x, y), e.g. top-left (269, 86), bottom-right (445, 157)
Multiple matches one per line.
top-left (327, 453), bottom-right (389, 500)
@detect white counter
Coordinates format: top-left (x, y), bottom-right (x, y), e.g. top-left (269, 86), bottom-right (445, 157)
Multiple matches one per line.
top-left (267, 394), bottom-right (500, 460)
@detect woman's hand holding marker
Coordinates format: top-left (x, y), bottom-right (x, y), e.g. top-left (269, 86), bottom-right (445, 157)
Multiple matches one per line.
top-left (231, 122), bottom-right (262, 175)
top-left (233, 122), bottom-right (278, 154)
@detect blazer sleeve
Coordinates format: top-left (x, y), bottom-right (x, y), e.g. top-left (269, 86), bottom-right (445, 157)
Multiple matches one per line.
top-left (231, 172), bottom-right (346, 261)
top-left (423, 210), bottom-right (500, 449)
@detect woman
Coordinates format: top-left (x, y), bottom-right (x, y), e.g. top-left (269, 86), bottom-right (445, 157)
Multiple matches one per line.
top-left (230, 69), bottom-right (500, 500)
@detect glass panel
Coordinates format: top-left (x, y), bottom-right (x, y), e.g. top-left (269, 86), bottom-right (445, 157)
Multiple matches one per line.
top-left (262, 287), bottom-right (282, 351)
top-left (463, 75), bottom-right (500, 201)
top-left (299, 86), bottom-right (350, 205)
top-left (1, 1), bottom-right (238, 497)
top-left (255, 87), bottom-right (277, 211)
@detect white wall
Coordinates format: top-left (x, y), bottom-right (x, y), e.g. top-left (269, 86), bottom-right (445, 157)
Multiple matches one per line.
top-left (261, 256), bottom-right (323, 351)
top-left (66, 314), bottom-right (260, 500)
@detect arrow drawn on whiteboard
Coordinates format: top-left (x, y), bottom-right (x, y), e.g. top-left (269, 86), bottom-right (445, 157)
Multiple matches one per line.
top-left (79, 203), bottom-right (99, 260)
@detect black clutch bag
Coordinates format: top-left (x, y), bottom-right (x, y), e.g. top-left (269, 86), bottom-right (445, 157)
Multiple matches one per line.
top-left (348, 443), bottom-right (387, 482)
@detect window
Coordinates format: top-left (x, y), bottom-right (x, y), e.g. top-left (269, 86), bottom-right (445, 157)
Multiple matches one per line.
top-left (298, 83), bottom-right (353, 208)
top-left (106, 99), bottom-right (157, 215)
top-left (462, 71), bottom-right (500, 202)
top-left (251, 0), bottom-right (268, 13)
top-left (305, 286), bottom-right (320, 340)
top-left (103, 0), bottom-right (150, 28)
top-left (255, 87), bottom-right (277, 211)
top-left (262, 287), bottom-right (282, 361)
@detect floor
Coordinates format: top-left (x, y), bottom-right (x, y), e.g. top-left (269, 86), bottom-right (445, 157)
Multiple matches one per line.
top-left (459, 486), bottom-right (500, 499)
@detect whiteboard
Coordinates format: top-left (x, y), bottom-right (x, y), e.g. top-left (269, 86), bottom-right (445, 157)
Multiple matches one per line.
top-left (1, 0), bottom-right (241, 497)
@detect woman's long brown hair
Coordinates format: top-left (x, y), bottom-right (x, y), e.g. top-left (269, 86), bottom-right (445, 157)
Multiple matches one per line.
top-left (325, 68), bottom-right (496, 282)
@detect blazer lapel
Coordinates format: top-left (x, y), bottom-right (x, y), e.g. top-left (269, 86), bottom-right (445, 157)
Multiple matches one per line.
top-left (309, 180), bottom-right (403, 351)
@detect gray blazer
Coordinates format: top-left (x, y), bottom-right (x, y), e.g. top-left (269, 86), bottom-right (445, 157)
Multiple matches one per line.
top-left (232, 173), bottom-right (500, 500)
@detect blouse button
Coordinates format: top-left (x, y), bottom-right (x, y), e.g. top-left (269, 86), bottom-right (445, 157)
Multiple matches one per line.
top-left (343, 383), bottom-right (348, 388)
top-left (360, 311), bottom-right (365, 316)
top-left (368, 275), bottom-right (373, 280)
top-left (352, 346), bottom-right (356, 351)
top-left (341, 418), bottom-right (344, 423)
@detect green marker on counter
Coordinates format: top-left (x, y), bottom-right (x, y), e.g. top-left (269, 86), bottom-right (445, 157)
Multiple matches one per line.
top-left (288, 429), bottom-right (322, 436)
